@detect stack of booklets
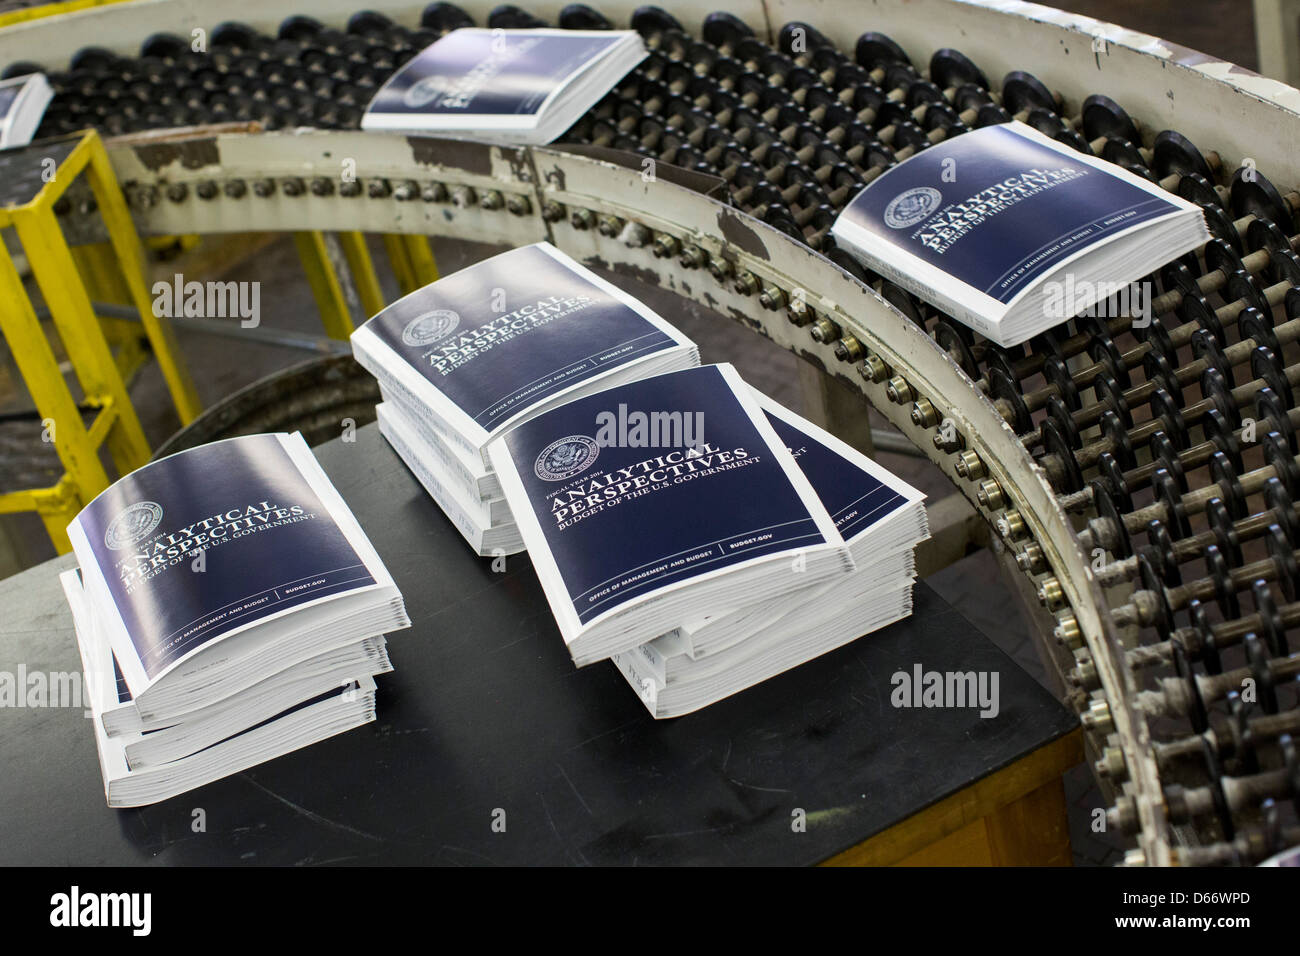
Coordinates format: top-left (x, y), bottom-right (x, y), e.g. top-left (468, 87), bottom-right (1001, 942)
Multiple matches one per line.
top-left (361, 27), bottom-right (647, 144)
top-left (831, 120), bottom-right (1209, 347)
top-left (60, 432), bottom-right (409, 807)
top-left (613, 392), bottom-right (929, 717)
top-left (352, 241), bottom-right (698, 556)
top-left (488, 363), bottom-right (929, 716)
top-left (0, 72), bottom-right (52, 149)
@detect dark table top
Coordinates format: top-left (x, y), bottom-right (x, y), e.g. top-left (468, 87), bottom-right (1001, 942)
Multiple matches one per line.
top-left (0, 423), bottom-right (1076, 865)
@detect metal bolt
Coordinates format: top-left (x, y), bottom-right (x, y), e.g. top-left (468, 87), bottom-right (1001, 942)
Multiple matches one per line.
top-left (393, 180), bottom-right (419, 201)
top-left (1112, 799), bottom-right (1140, 836)
top-left (479, 189), bottom-right (503, 210)
top-left (1037, 576), bottom-right (1065, 611)
top-left (367, 179), bottom-right (392, 199)
top-left (1054, 613), bottom-right (1084, 650)
top-left (954, 450), bottom-right (986, 480)
top-left (788, 298), bottom-right (813, 327)
top-left (339, 179), bottom-right (362, 197)
top-left (833, 334), bottom-right (863, 363)
top-left (910, 398), bottom-right (940, 428)
top-left (733, 271), bottom-right (759, 296)
top-left (885, 376), bottom-right (914, 404)
top-left (422, 182), bottom-right (448, 203)
top-left (310, 177), bottom-right (334, 197)
top-left (506, 194), bottom-right (531, 216)
top-left (997, 509), bottom-right (1028, 541)
top-left (933, 427), bottom-right (964, 453)
top-left (652, 233), bottom-right (680, 258)
top-left (281, 177), bottom-right (304, 197)
top-left (976, 478), bottom-right (1006, 510)
top-left (252, 178), bottom-right (275, 198)
top-left (130, 184), bottom-right (159, 210)
top-left (1015, 542), bottom-right (1046, 574)
top-left (597, 213), bottom-right (622, 237)
top-left (451, 184), bottom-right (476, 207)
top-left (570, 207), bottom-right (595, 230)
top-left (707, 256), bottom-right (733, 281)
top-left (195, 179), bottom-right (218, 200)
top-left (223, 179), bottom-right (246, 199)
top-left (758, 284), bottom-right (786, 310)
top-left (859, 353), bottom-right (888, 383)
top-left (1081, 698), bottom-right (1114, 735)
top-left (810, 317), bottom-right (841, 343)
top-left (1095, 746), bottom-right (1128, 781)
top-left (541, 199), bottom-right (565, 222)
top-left (678, 244), bottom-right (706, 269)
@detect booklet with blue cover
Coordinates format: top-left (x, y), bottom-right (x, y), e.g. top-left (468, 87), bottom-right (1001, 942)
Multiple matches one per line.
top-left (360, 28), bottom-right (646, 144)
top-left (612, 390), bottom-right (929, 717)
top-left (831, 121), bottom-right (1209, 347)
top-left (355, 241), bottom-right (698, 557)
top-left (352, 242), bottom-right (697, 466)
top-left (375, 399), bottom-right (525, 556)
top-left (0, 72), bottom-right (51, 149)
top-left (62, 567), bottom-right (389, 807)
top-left (488, 363), bottom-right (856, 665)
top-left (65, 432), bottom-right (408, 727)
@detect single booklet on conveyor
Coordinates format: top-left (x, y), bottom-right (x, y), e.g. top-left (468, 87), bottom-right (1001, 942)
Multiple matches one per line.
top-left (612, 390), bottom-right (929, 717)
top-left (488, 363), bottom-right (857, 666)
top-left (0, 72), bottom-right (52, 149)
top-left (360, 27), bottom-right (646, 144)
top-left (64, 432), bottom-right (409, 730)
top-left (831, 120), bottom-right (1209, 347)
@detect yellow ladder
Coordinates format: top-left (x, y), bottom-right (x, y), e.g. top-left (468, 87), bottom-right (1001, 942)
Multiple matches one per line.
top-left (0, 129), bottom-right (199, 550)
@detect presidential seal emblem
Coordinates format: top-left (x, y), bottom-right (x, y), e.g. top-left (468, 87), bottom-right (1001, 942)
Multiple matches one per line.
top-left (883, 186), bottom-right (942, 229)
top-left (104, 501), bottom-right (163, 551)
top-left (401, 308), bottom-right (460, 347)
top-left (534, 436), bottom-right (599, 482)
top-left (402, 74), bottom-right (450, 109)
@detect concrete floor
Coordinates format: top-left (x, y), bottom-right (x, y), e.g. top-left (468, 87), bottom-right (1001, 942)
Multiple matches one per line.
top-left (0, 0), bottom-right (1263, 865)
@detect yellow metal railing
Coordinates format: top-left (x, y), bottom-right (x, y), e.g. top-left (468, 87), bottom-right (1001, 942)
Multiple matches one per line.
top-left (0, 1), bottom-right (444, 553)
top-left (0, 0), bottom-right (136, 30)
top-left (0, 129), bottom-right (198, 550)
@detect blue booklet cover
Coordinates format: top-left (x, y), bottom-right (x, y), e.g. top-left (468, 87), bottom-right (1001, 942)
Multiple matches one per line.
top-left (756, 393), bottom-right (923, 546)
top-left (66, 433), bottom-right (388, 694)
top-left (361, 28), bottom-right (644, 141)
top-left (352, 242), bottom-right (696, 456)
top-left (488, 364), bottom-right (848, 654)
top-left (831, 121), bottom-right (1207, 345)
